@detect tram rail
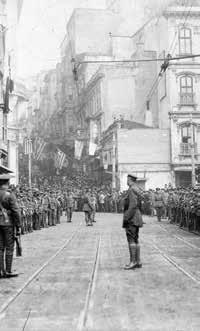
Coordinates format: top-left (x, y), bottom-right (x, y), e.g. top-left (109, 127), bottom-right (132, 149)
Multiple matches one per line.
top-left (0, 221), bottom-right (83, 317)
top-left (77, 234), bottom-right (101, 331)
top-left (157, 222), bottom-right (200, 251)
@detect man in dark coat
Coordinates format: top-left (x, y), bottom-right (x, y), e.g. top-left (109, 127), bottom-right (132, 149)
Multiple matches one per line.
top-left (123, 174), bottom-right (143, 270)
top-left (0, 174), bottom-right (21, 278)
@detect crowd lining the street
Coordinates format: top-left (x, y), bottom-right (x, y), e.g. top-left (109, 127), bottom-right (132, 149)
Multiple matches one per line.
top-left (13, 173), bottom-right (200, 235)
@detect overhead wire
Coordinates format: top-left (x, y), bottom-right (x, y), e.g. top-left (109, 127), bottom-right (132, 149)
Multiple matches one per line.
top-left (142, 0), bottom-right (194, 113)
top-left (144, 0), bottom-right (190, 107)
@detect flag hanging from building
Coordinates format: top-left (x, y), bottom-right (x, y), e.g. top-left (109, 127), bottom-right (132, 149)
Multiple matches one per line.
top-left (89, 141), bottom-right (97, 156)
top-left (54, 148), bottom-right (66, 170)
top-left (33, 137), bottom-right (47, 161)
top-left (75, 140), bottom-right (84, 160)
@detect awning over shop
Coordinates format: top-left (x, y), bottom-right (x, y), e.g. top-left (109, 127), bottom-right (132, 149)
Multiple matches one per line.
top-left (0, 165), bottom-right (13, 174)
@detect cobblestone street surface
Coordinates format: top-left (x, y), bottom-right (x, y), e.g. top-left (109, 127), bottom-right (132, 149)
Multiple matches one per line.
top-left (0, 213), bottom-right (200, 331)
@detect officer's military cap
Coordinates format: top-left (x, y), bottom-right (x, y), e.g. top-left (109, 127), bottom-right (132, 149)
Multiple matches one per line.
top-left (127, 174), bottom-right (137, 182)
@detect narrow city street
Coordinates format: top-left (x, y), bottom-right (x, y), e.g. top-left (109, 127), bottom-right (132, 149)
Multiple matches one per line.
top-left (0, 213), bottom-right (200, 331)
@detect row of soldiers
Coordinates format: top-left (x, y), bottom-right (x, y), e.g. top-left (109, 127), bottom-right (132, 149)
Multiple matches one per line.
top-left (16, 188), bottom-right (98, 231)
top-left (16, 189), bottom-right (63, 234)
top-left (166, 187), bottom-right (200, 232)
top-left (141, 187), bottom-right (200, 233)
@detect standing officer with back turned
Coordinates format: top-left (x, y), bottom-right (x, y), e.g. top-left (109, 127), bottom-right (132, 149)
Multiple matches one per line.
top-left (123, 174), bottom-right (143, 270)
top-left (0, 174), bottom-right (21, 278)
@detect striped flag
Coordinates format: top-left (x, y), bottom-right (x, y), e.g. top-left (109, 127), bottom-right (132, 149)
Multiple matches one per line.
top-left (54, 148), bottom-right (66, 170)
top-left (33, 137), bottom-right (47, 161)
top-left (75, 140), bottom-right (84, 160)
top-left (24, 138), bottom-right (32, 155)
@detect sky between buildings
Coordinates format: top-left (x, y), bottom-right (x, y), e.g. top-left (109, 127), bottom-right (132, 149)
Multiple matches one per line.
top-left (16, 0), bottom-right (173, 78)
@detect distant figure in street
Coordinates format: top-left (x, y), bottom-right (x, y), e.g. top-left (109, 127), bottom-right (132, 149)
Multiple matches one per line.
top-left (90, 193), bottom-right (97, 222)
top-left (154, 188), bottom-right (165, 222)
top-left (82, 191), bottom-right (93, 226)
top-left (98, 192), bottom-right (105, 212)
top-left (65, 190), bottom-right (74, 223)
top-left (122, 174), bottom-right (143, 270)
top-left (0, 174), bottom-right (21, 278)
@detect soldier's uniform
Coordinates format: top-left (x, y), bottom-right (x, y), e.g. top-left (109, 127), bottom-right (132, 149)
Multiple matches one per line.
top-left (194, 193), bottom-right (200, 232)
top-left (38, 196), bottom-right (44, 228)
top-left (0, 174), bottom-right (21, 278)
top-left (27, 198), bottom-right (33, 233)
top-left (49, 193), bottom-right (57, 226)
top-left (41, 194), bottom-right (49, 227)
top-left (82, 192), bottom-right (93, 226)
top-left (56, 197), bottom-right (61, 224)
top-left (65, 192), bottom-right (74, 223)
top-left (123, 175), bottom-right (143, 270)
top-left (90, 194), bottom-right (97, 222)
top-left (154, 188), bottom-right (165, 222)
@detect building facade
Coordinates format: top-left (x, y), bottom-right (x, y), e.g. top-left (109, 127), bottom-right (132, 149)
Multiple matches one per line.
top-left (132, 1), bottom-right (200, 187)
top-left (0, 0), bottom-right (25, 183)
top-left (30, 0), bottom-right (200, 189)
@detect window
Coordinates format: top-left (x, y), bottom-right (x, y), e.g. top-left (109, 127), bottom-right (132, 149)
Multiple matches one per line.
top-left (181, 125), bottom-right (195, 144)
top-left (180, 75), bottom-right (194, 104)
top-left (180, 124), bottom-right (197, 155)
top-left (179, 27), bottom-right (192, 55)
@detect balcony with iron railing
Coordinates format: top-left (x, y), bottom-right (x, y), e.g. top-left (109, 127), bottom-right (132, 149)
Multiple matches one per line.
top-left (179, 93), bottom-right (195, 106)
top-left (179, 142), bottom-right (197, 156)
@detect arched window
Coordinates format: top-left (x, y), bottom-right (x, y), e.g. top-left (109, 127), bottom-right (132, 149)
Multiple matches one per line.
top-left (179, 27), bottom-right (192, 55)
top-left (180, 75), bottom-right (194, 105)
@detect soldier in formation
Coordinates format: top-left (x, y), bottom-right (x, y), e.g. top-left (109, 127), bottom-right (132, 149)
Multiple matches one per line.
top-left (166, 187), bottom-right (200, 232)
top-left (140, 185), bottom-right (200, 234)
top-left (17, 188), bottom-right (64, 235)
top-left (64, 190), bottom-right (74, 223)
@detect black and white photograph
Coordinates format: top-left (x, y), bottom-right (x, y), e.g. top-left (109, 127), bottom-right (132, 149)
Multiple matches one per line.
top-left (0, 0), bottom-right (200, 330)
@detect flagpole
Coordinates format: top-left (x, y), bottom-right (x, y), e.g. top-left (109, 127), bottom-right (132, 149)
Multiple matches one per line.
top-left (28, 148), bottom-right (32, 189)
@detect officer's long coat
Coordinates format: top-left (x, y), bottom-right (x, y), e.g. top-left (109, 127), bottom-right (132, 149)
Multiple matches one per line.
top-left (0, 189), bottom-right (21, 227)
top-left (122, 187), bottom-right (143, 228)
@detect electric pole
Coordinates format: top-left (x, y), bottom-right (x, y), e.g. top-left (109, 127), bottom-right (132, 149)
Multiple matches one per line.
top-left (112, 131), bottom-right (116, 190)
top-left (190, 116), bottom-right (196, 187)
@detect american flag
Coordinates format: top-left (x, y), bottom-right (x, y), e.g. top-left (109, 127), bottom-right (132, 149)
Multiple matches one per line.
top-left (33, 137), bottom-right (47, 161)
top-left (54, 148), bottom-right (66, 170)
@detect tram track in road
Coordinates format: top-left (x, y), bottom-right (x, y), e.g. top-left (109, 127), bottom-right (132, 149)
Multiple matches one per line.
top-left (151, 241), bottom-right (200, 286)
top-left (144, 221), bottom-right (200, 285)
top-left (0, 221), bottom-right (83, 318)
top-left (77, 234), bottom-right (101, 331)
top-left (156, 221), bottom-right (200, 251)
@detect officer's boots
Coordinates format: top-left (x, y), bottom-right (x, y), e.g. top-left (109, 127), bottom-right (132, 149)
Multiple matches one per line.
top-left (124, 244), bottom-right (138, 270)
top-left (136, 244), bottom-right (142, 268)
top-left (5, 252), bottom-right (18, 278)
top-left (0, 250), bottom-right (5, 278)
top-left (125, 244), bottom-right (133, 268)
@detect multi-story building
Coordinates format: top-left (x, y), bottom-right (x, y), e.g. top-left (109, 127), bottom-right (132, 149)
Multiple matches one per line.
top-left (31, 0), bottom-right (200, 189)
top-left (0, 0), bottom-right (25, 183)
top-left (130, 0), bottom-right (200, 187)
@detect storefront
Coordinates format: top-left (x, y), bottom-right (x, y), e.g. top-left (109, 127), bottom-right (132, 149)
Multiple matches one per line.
top-left (175, 170), bottom-right (192, 187)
